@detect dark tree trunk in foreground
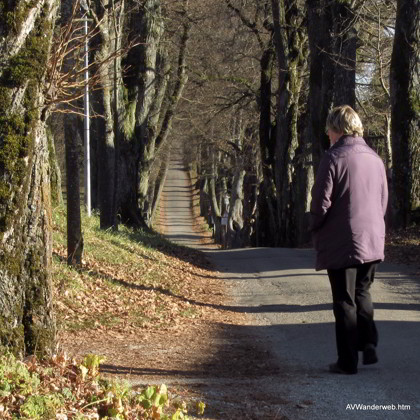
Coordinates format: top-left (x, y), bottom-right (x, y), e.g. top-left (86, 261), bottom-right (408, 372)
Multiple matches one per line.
top-left (390, 0), bottom-right (420, 227)
top-left (0, 0), bottom-right (58, 356)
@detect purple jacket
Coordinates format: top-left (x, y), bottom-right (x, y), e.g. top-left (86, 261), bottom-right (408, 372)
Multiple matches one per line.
top-left (310, 135), bottom-right (388, 271)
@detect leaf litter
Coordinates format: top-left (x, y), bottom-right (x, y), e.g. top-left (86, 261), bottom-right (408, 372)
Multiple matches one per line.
top-left (4, 203), bottom-right (417, 419)
top-left (48, 205), bottom-right (278, 419)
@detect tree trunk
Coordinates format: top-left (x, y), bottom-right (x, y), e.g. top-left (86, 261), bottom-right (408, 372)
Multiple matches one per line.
top-left (227, 166), bottom-right (246, 248)
top-left (271, 0), bottom-right (309, 246)
top-left (116, 142), bottom-right (146, 226)
top-left (390, 0), bottom-right (420, 227)
top-left (0, 0), bottom-right (58, 356)
top-left (47, 126), bottom-right (63, 207)
top-left (257, 43), bottom-right (279, 246)
top-left (384, 113), bottom-right (392, 172)
top-left (124, 0), bottom-right (164, 217)
top-left (136, 45), bottom-right (168, 218)
top-left (59, 0), bottom-right (84, 265)
top-left (137, 0), bottom-right (190, 216)
top-left (65, 114), bottom-right (83, 265)
top-left (115, 0), bottom-right (163, 226)
top-left (319, 2), bottom-right (336, 149)
top-left (331, 0), bottom-right (358, 108)
top-left (291, 122), bottom-right (314, 246)
top-left (150, 148), bottom-right (170, 224)
top-left (226, 115), bottom-right (246, 249)
top-left (197, 145), bottom-right (212, 221)
top-left (114, 0), bottom-right (191, 226)
top-left (208, 148), bottom-right (222, 243)
top-left (91, 0), bottom-right (125, 230)
top-left (306, 0), bottom-right (334, 170)
top-left (200, 178), bottom-right (211, 220)
top-left (242, 172), bottom-right (258, 247)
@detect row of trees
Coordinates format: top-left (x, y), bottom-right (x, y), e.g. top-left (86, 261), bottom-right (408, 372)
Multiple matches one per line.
top-left (0, 0), bottom-right (192, 356)
top-left (179, 0), bottom-right (419, 249)
top-left (0, 0), bottom-right (418, 355)
top-left (59, 0), bottom-right (192, 263)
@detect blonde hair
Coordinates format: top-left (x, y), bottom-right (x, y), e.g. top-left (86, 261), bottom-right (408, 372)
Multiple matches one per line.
top-left (326, 105), bottom-right (364, 137)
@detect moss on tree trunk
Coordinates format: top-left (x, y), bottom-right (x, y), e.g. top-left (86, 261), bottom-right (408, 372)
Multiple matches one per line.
top-left (271, 0), bottom-right (309, 246)
top-left (0, 0), bottom-right (57, 356)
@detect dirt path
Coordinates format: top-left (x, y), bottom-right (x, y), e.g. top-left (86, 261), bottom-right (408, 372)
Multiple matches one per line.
top-left (161, 152), bottom-right (420, 419)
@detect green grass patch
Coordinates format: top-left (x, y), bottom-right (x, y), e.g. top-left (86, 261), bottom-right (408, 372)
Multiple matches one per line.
top-left (0, 352), bottom-right (203, 419)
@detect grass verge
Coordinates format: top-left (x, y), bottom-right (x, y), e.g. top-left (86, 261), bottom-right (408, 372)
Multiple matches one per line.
top-left (52, 205), bottom-right (213, 336)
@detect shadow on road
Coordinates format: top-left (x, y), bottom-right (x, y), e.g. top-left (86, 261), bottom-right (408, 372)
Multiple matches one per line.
top-left (147, 150), bottom-right (420, 418)
top-left (100, 318), bottom-right (420, 418)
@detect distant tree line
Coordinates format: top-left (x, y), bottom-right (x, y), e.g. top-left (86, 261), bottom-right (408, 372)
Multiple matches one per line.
top-left (0, 0), bottom-right (418, 355)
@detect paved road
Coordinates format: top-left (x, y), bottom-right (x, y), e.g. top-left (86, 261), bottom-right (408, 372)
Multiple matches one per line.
top-left (162, 153), bottom-right (420, 419)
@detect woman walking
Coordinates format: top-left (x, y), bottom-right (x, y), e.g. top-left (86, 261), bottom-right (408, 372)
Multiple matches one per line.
top-left (310, 105), bottom-right (388, 374)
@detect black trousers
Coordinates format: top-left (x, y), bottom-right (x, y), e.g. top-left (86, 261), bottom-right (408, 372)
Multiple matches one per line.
top-left (327, 262), bottom-right (379, 372)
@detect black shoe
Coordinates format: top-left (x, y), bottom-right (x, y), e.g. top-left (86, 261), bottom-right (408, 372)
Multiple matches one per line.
top-left (363, 344), bottom-right (378, 365)
top-left (328, 363), bottom-right (357, 375)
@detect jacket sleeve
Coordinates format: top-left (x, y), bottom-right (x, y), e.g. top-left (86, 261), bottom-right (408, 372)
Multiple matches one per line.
top-left (381, 164), bottom-right (389, 217)
top-left (310, 154), bottom-right (335, 232)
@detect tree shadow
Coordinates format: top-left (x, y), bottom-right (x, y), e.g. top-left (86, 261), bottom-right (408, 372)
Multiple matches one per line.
top-left (69, 264), bottom-right (420, 315)
top-left (99, 226), bottom-right (213, 271)
top-left (99, 319), bottom-right (420, 418)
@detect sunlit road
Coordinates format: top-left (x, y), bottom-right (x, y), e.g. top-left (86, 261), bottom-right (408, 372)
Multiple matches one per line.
top-left (163, 152), bottom-right (420, 419)
top-left (161, 156), bottom-right (207, 248)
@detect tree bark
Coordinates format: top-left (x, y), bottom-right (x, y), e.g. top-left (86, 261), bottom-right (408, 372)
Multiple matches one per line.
top-left (227, 165), bottom-right (246, 248)
top-left (47, 126), bottom-right (63, 207)
top-left (208, 148), bottom-right (222, 243)
top-left (390, 0), bottom-right (420, 227)
top-left (137, 0), bottom-right (190, 217)
top-left (271, 0), bottom-right (309, 246)
top-left (331, 0), bottom-right (358, 108)
top-left (59, 0), bottom-right (84, 265)
top-left (257, 43), bottom-right (279, 246)
top-left (226, 115), bottom-right (246, 248)
top-left (117, 0), bottom-right (164, 226)
top-left (306, 0), bottom-right (333, 170)
top-left (65, 114), bottom-right (83, 265)
top-left (91, 0), bottom-right (125, 230)
top-left (0, 0), bottom-right (58, 356)
top-left (242, 172), bottom-right (258, 247)
top-left (135, 45), bottom-right (168, 217)
top-left (150, 148), bottom-right (170, 224)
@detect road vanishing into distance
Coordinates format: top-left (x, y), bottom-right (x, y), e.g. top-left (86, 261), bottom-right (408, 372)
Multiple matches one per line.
top-left (162, 150), bottom-right (420, 419)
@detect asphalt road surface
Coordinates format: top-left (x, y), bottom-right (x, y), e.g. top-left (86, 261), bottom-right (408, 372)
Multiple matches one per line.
top-left (162, 152), bottom-right (420, 419)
